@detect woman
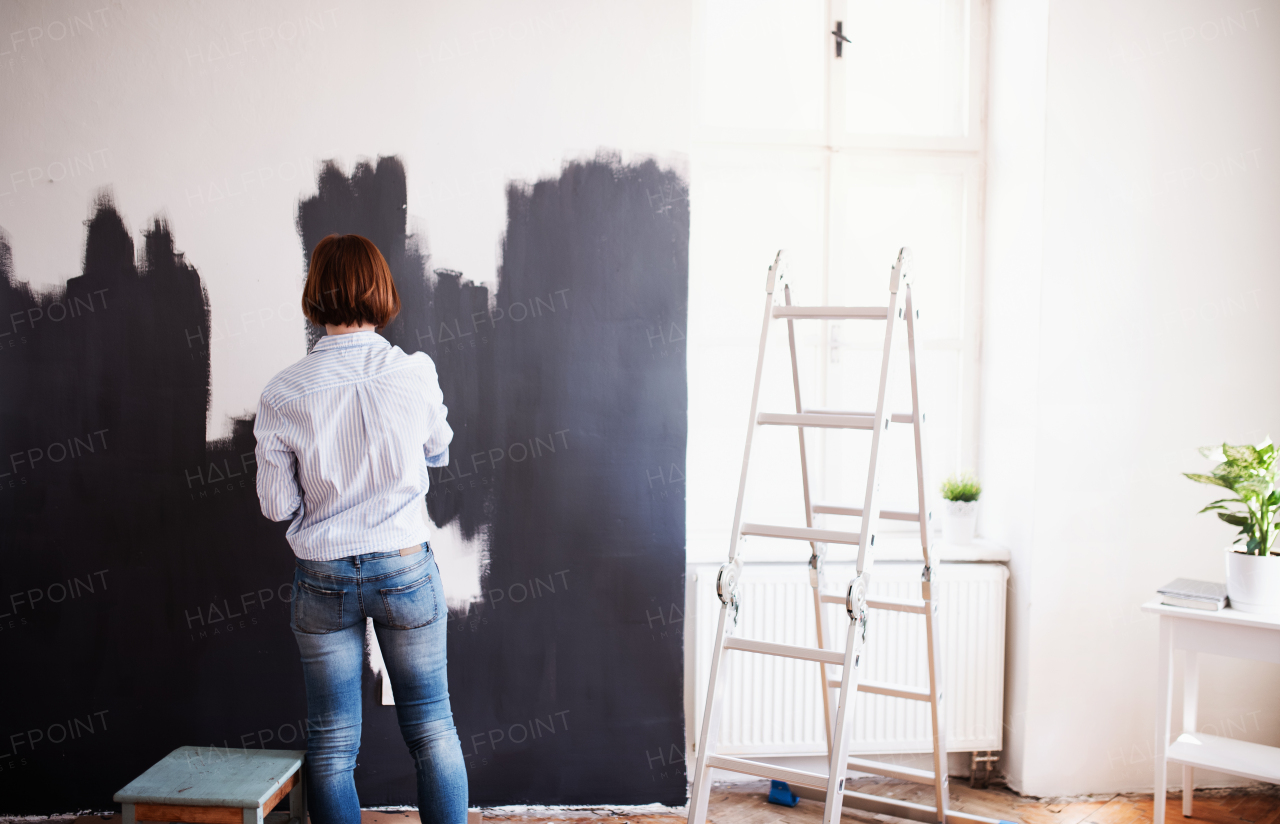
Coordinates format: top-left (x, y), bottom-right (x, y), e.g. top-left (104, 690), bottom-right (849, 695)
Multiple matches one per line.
top-left (253, 234), bottom-right (468, 824)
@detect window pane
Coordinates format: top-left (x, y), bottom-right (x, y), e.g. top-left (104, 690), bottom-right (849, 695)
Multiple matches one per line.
top-left (822, 161), bottom-right (971, 531)
top-left (830, 165), bottom-right (967, 341)
top-left (687, 152), bottom-right (826, 560)
top-left (700, 0), bottom-right (827, 131)
top-left (843, 0), bottom-right (969, 137)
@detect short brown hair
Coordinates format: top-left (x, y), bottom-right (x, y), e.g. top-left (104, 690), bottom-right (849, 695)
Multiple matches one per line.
top-left (302, 234), bottom-right (401, 328)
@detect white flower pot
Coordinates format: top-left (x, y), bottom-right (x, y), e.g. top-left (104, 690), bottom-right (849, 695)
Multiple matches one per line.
top-left (1225, 548), bottom-right (1280, 614)
top-left (941, 499), bottom-right (978, 545)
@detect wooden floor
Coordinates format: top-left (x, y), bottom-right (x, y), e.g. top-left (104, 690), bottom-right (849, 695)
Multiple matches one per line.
top-left (32, 780), bottom-right (1279, 824)
top-left (363, 778), bottom-right (1280, 824)
top-left (688, 779), bottom-right (1280, 824)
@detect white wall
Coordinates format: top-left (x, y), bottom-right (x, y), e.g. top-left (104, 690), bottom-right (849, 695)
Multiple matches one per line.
top-left (986, 0), bottom-right (1280, 795)
top-left (980, 0), bottom-right (1048, 795)
top-left (0, 0), bottom-right (690, 440)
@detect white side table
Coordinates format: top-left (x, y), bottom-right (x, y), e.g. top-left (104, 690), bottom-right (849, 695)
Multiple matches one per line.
top-left (1142, 600), bottom-right (1280, 820)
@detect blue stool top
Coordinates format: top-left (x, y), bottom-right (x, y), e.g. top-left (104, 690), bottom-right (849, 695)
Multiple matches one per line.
top-left (114, 746), bottom-right (306, 808)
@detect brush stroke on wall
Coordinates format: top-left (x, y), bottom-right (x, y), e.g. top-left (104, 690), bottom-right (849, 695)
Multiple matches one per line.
top-left (0, 154), bottom-right (687, 811)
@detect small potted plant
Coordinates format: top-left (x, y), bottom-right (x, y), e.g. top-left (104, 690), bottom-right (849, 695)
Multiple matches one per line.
top-left (1185, 438), bottom-right (1280, 614)
top-left (939, 472), bottom-right (981, 545)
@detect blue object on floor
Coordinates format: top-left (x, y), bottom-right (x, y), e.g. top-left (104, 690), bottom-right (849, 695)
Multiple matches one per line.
top-left (767, 779), bottom-right (800, 807)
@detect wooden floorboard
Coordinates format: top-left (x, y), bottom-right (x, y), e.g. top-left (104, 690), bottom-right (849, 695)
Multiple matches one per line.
top-left (1233, 795), bottom-right (1280, 822)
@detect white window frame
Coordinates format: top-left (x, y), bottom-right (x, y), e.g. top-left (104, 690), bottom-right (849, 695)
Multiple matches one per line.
top-left (691, 0), bottom-right (989, 478)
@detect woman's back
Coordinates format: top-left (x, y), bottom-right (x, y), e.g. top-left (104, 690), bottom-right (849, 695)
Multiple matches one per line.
top-left (254, 331), bottom-right (452, 561)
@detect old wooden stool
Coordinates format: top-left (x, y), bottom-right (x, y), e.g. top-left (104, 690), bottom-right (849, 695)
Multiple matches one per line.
top-left (114, 746), bottom-right (306, 824)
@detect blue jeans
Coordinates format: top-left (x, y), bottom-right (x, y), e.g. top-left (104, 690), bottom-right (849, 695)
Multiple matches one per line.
top-left (290, 544), bottom-right (468, 824)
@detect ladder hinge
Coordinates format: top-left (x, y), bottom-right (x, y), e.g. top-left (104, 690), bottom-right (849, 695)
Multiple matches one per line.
top-left (846, 575), bottom-right (869, 644)
top-left (717, 560), bottom-right (743, 627)
top-left (717, 559), bottom-right (742, 602)
top-left (808, 545), bottom-right (826, 588)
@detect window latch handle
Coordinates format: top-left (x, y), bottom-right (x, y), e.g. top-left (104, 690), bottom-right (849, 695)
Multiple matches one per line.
top-left (832, 21), bottom-right (851, 58)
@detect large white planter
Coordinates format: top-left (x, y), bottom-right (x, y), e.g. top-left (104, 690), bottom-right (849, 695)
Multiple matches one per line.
top-left (941, 499), bottom-right (978, 545)
top-left (1225, 548), bottom-right (1280, 614)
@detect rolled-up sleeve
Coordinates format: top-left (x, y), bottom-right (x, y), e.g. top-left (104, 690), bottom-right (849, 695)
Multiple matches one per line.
top-left (418, 354), bottom-right (453, 467)
top-left (254, 394), bottom-right (303, 522)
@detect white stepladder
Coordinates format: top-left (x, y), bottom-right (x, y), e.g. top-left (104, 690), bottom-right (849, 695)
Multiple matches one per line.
top-left (687, 249), bottom-right (1001, 824)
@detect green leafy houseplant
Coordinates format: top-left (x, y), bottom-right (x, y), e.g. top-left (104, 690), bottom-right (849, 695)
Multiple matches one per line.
top-left (1185, 439), bottom-right (1280, 556)
top-left (940, 473), bottom-right (981, 503)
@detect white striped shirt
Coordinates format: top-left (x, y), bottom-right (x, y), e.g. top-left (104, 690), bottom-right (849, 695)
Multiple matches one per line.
top-left (253, 330), bottom-right (453, 561)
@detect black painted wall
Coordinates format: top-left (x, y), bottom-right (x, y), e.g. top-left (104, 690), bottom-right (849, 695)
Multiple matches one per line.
top-left (0, 154), bottom-right (688, 811)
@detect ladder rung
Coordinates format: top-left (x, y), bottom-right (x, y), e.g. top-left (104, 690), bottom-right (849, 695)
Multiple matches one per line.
top-left (774, 305), bottom-right (889, 321)
top-left (790, 787), bottom-right (1001, 824)
top-left (741, 523), bottom-right (862, 545)
top-left (812, 503), bottom-right (923, 522)
top-left (758, 412), bottom-right (874, 430)
top-left (724, 636), bottom-right (846, 666)
top-left (826, 679), bottom-right (932, 701)
top-left (817, 593), bottom-right (929, 614)
top-left (846, 756), bottom-right (935, 784)
top-left (866, 597), bottom-right (929, 614)
top-left (705, 755), bottom-right (830, 789)
top-left (807, 408), bottom-right (916, 424)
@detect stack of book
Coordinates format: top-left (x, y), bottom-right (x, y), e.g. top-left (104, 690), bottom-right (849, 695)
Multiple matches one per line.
top-left (1157, 578), bottom-right (1228, 611)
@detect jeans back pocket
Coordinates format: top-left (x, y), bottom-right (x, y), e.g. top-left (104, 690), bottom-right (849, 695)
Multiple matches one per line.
top-left (379, 573), bottom-right (439, 629)
top-left (293, 578), bottom-right (346, 634)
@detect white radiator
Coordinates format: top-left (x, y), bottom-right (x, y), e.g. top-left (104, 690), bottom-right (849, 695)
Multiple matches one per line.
top-left (688, 560), bottom-right (1007, 756)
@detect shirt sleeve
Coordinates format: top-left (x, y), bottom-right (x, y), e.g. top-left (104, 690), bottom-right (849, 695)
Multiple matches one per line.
top-left (419, 354), bottom-right (454, 468)
top-left (253, 394), bottom-right (304, 522)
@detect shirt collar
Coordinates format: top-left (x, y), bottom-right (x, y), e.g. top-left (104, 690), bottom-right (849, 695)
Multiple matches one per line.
top-left (310, 330), bottom-right (390, 353)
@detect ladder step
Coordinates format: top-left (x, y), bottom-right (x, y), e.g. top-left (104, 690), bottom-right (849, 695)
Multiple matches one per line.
top-left (826, 679), bottom-right (933, 702)
top-left (807, 408), bottom-right (916, 424)
top-left (758, 412), bottom-right (874, 430)
top-left (812, 503), bottom-right (923, 522)
top-left (790, 787), bottom-right (1001, 824)
top-left (838, 789), bottom-right (995, 824)
top-left (817, 592), bottom-right (929, 615)
top-left (757, 410), bottom-right (915, 430)
top-left (846, 756), bottom-right (936, 784)
top-left (741, 523), bottom-right (862, 545)
top-left (866, 597), bottom-right (930, 614)
top-left (705, 755), bottom-right (830, 789)
top-left (774, 305), bottom-right (889, 321)
top-left (724, 636), bottom-right (846, 666)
